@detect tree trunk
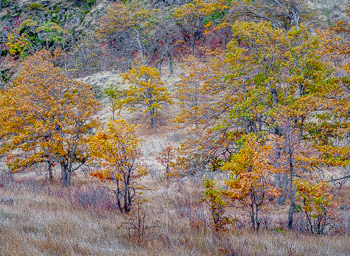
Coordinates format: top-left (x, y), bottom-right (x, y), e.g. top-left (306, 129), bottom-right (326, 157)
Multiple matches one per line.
top-left (133, 27), bottom-right (145, 63)
top-left (48, 161), bottom-right (53, 181)
top-left (157, 59), bottom-right (163, 77)
top-left (150, 108), bottom-right (157, 132)
top-left (275, 173), bottom-right (281, 204)
top-left (124, 179), bottom-right (129, 213)
top-left (151, 116), bottom-right (157, 132)
top-left (299, 116), bottom-right (305, 140)
top-left (192, 40), bottom-right (195, 56)
top-left (277, 174), bottom-right (289, 204)
top-left (288, 161), bottom-right (295, 229)
top-left (288, 199), bottom-right (295, 230)
top-left (274, 128), bottom-right (286, 205)
top-left (251, 203), bottom-right (256, 230)
top-left (280, 174), bottom-right (289, 203)
top-left (61, 164), bottom-right (72, 187)
top-left (115, 179), bottom-right (122, 212)
top-left (250, 193), bottom-right (260, 231)
top-left (255, 204), bottom-right (260, 231)
top-left (167, 52), bottom-right (173, 76)
top-left (124, 174), bottom-right (131, 213)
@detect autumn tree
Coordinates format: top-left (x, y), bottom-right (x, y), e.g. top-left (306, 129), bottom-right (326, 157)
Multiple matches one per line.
top-left (318, 6), bottom-right (350, 176)
top-left (173, 0), bottom-right (206, 56)
top-left (67, 32), bottom-right (104, 76)
top-left (319, 5), bottom-right (350, 68)
top-left (156, 143), bottom-right (176, 178)
top-left (5, 19), bottom-right (73, 60)
top-left (0, 50), bottom-right (100, 186)
top-left (98, 1), bottom-right (157, 66)
top-left (117, 64), bottom-right (172, 132)
top-left (272, 113), bottom-right (322, 229)
top-left (177, 21), bottom-right (347, 168)
top-left (234, 0), bottom-right (314, 30)
top-left (295, 179), bottom-right (339, 234)
top-left (105, 84), bottom-right (121, 121)
top-left (88, 119), bottom-right (148, 213)
top-left (173, 0), bottom-right (230, 56)
top-left (222, 134), bottom-right (279, 230)
top-left (5, 29), bottom-right (31, 58)
top-left (147, 15), bottom-right (181, 76)
top-left (176, 20), bottom-right (349, 231)
top-left (175, 52), bottom-right (236, 175)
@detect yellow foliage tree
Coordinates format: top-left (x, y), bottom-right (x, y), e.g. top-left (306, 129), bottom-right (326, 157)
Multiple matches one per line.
top-left (176, 21), bottom-right (348, 231)
top-left (88, 119), bottom-right (148, 213)
top-left (5, 30), bottom-right (31, 58)
top-left (118, 64), bottom-right (172, 131)
top-left (173, 0), bottom-right (230, 55)
top-left (295, 179), bottom-right (339, 234)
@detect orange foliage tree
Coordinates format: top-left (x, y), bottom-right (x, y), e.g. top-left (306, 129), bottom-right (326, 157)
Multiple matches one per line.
top-left (0, 50), bottom-right (100, 186)
top-left (318, 6), bottom-right (350, 171)
top-left (88, 119), bottom-right (148, 213)
top-left (222, 134), bottom-right (280, 230)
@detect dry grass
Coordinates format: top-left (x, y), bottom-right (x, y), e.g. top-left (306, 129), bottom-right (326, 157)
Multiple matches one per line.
top-left (308, 0), bottom-right (349, 23)
top-left (0, 173), bottom-right (350, 256)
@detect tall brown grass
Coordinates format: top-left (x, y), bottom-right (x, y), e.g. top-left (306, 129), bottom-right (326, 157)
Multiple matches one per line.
top-left (0, 172), bottom-right (350, 256)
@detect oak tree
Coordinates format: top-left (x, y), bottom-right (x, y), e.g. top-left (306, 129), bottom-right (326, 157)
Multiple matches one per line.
top-left (0, 50), bottom-right (100, 186)
top-left (88, 119), bottom-right (148, 213)
top-left (118, 64), bottom-right (172, 132)
top-left (223, 134), bottom-right (279, 230)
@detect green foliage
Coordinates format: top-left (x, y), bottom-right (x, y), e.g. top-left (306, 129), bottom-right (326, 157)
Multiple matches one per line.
top-left (36, 22), bottom-right (65, 43)
top-left (200, 178), bottom-right (229, 230)
top-left (28, 3), bottom-right (43, 11)
top-left (87, 0), bottom-right (96, 6)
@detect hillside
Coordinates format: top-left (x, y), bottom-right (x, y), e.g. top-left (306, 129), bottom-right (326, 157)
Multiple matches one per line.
top-left (0, 0), bottom-right (350, 255)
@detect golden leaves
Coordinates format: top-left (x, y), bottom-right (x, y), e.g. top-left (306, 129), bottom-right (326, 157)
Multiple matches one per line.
top-left (223, 134), bottom-right (279, 201)
top-left (99, 2), bottom-right (157, 36)
top-left (295, 178), bottom-right (339, 234)
top-left (0, 50), bottom-right (101, 173)
top-left (88, 119), bottom-right (148, 211)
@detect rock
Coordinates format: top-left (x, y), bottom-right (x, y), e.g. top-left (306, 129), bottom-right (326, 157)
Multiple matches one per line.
top-left (1, 197), bottom-right (14, 204)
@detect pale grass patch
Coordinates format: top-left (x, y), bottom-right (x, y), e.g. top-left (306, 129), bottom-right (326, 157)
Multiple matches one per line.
top-left (308, 0), bottom-right (349, 22)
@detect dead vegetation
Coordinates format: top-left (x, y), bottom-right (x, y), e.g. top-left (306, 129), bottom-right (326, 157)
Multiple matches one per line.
top-left (0, 170), bottom-right (350, 256)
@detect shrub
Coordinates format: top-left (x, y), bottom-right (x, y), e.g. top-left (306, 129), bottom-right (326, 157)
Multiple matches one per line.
top-left (295, 179), bottom-right (340, 234)
top-left (69, 185), bottom-right (119, 212)
top-left (28, 3), bottom-right (43, 11)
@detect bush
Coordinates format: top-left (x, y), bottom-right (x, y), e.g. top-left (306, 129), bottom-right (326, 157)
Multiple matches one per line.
top-left (28, 3), bottom-right (43, 11)
top-left (69, 185), bottom-right (119, 212)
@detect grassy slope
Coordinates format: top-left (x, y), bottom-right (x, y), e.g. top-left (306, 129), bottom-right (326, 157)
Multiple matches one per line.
top-left (0, 71), bottom-right (349, 255)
